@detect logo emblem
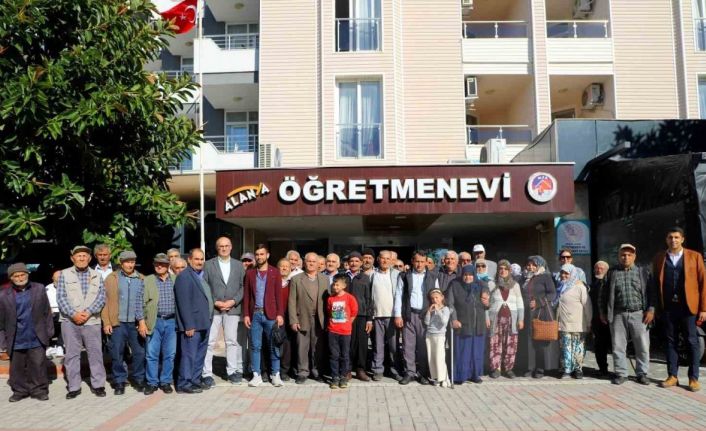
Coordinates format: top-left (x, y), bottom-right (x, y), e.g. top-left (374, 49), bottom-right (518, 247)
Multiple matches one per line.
top-left (527, 172), bottom-right (557, 203)
top-left (224, 182), bottom-right (270, 213)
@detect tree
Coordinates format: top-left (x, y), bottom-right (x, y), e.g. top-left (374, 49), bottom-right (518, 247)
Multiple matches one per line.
top-left (0, 0), bottom-right (200, 259)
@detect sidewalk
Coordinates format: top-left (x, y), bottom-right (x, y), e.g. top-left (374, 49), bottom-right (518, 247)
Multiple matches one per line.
top-left (1, 351), bottom-right (705, 430)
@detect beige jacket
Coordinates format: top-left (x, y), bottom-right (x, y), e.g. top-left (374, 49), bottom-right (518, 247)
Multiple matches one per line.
top-left (557, 282), bottom-right (592, 333)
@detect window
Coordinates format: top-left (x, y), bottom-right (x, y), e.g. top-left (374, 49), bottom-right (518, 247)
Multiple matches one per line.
top-left (335, 0), bottom-right (381, 52)
top-left (224, 111), bottom-right (258, 152)
top-left (181, 58), bottom-right (193, 74)
top-left (695, 0), bottom-right (706, 50)
top-left (699, 76), bottom-right (706, 120)
top-left (337, 80), bottom-right (382, 158)
top-left (225, 23), bottom-right (259, 49)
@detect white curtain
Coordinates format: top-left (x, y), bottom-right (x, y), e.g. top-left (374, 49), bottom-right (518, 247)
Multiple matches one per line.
top-left (354, 0), bottom-right (380, 50)
top-left (699, 78), bottom-right (706, 119)
top-left (360, 81), bottom-right (381, 157)
top-left (338, 83), bottom-right (358, 157)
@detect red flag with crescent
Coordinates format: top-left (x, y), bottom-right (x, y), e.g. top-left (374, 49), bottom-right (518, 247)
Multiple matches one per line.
top-left (154, 0), bottom-right (197, 34)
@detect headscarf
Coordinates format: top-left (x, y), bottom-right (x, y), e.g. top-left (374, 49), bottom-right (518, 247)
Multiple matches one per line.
top-left (496, 259), bottom-right (514, 290)
top-left (510, 263), bottom-right (522, 278)
top-left (523, 255), bottom-right (547, 289)
top-left (475, 259), bottom-right (490, 282)
top-left (553, 263), bottom-right (579, 306)
top-left (460, 264), bottom-right (481, 297)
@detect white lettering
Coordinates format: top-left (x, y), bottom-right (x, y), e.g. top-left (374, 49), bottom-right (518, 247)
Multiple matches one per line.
top-left (459, 178), bottom-right (479, 199)
top-left (279, 176), bottom-right (301, 203)
top-left (325, 180), bottom-right (347, 202)
top-left (302, 176), bottom-right (325, 202)
top-left (436, 178), bottom-right (457, 200)
top-left (502, 172), bottom-right (511, 199)
top-left (348, 179), bottom-right (367, 201)
top-left (368, 179), bottom-right (390, 201)
top-left (390, 179), bottom-right (415, 200)
top-left (416, 178), bottom-right (435, 200)
top-left (478, 177), bottom-right (500, 199)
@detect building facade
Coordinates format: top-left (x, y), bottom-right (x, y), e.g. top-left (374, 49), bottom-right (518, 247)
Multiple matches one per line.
top-left (152, 0), bottom-right (706, 262)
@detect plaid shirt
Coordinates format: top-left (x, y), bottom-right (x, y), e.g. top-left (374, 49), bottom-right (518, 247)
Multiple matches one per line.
top-left (612, 265), bottom-right (644, 312)
top-left (56, 268), bottom-right (106, 316)
top-left (135, 276), bottom-right (175, 320)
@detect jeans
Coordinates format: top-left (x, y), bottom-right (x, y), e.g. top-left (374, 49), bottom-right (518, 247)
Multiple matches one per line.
top-left (328, 332), bottom-right (351, 379)
top-left (146, 318), bottom-right (177, 386)
top-left (110, 323), bottom-right (146, 384)
top-left (250, 311), bottom-right (280, 375)
top-left (663, 309), bottom-right (700, 380)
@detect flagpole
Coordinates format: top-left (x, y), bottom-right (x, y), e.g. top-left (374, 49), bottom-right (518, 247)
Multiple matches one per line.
top-left (197, 0), bottom-right (205, 252)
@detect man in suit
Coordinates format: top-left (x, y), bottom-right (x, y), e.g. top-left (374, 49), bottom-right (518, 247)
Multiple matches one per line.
top-left (653, 227), bottom-right (706, 392)
top-left (394, 250), bottom-right (440, 385)
top-left (202, 236), bottom-right (245, 386)
top-left (289, 252), bottom-right (328, 384)
top-left (174, 248), bottom-right (214, 394)
top-left (243, 244), bottom-right (284, 387)
top-left (0, 263), bottom-right (54, 402)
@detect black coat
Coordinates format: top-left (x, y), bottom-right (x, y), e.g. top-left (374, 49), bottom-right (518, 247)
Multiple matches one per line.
top-left (348, 272), bottom-right (373, 319)
top-left (446, 279), bottom-right (489, 336)
top-left (0, 282), bottom-right (54, 355)
top-left (523, 272), bottom-right (557, 321)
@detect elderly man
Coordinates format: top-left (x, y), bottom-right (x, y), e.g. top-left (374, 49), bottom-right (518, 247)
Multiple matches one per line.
top-left (323, 253), bottom-right (341, 287)
top-left (438, 250), bottom-right (460, 292)
top-left (371, 250), bottom-right (402, 381)
top-left (174, 249), bottom-right (214, 394)
top-left (289, 252), bottom-right (328, 384)
top-left (459, 252), bottom-right (472, 268)
top-left (93, 244), bottom-right (113, 281)
top-left (102, 250), bottom-right (146, 395)
top-left (167, 248), bottom-right (181, 275)
top-left (472, 244), bottom-right (497, 279)
top-left (243, 244), bottom-right (285, 387)
top-left (57, 245), bottom-right (107, 399)
top-left (395, 250), bottom-right (440, 385)
top-left (653, 227), bottom-right (706, 392)
top-left (171, 257), bottom-right (187, 275)
top-left (0, 263), bottom-right (54, 402)
top-left (203, 236), bottom-right (245, 386)
top-left (600, 244), bottom-right (656, 385)
top-left (317, 255), bottom-right (326, 273)
top-left (362, 248), bottom-right (376, 277)
top-left (136, 253), bottom-right (177, 395)
top-left (286, 250), bottom-right (304, 280)
top-left (346, 252), bottom-right (373, 381)
top-left (590, 260), bottom-right (611, 377)
top-left (241, 252), bottom-right (255, 271)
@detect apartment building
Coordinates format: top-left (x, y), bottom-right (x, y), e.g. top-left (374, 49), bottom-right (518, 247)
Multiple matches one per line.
top-left (153, 0), bottom-right (706, 261)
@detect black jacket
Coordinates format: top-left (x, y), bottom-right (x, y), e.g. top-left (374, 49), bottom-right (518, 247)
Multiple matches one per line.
top-left (446, 279), bottom-right (489, 336)
top-left (0, 282), bottom-right (54, 355)
top-left (348, 272), bottom-right (373, 320)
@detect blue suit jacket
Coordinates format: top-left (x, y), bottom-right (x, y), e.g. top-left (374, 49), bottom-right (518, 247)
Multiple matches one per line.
top-left (174, 267), bottom-right (213, 332)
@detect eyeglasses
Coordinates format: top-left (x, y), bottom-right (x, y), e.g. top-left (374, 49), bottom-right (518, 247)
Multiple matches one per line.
top-left (394, 265), bottom-right (404, 269)
top-left (559, 255), bottom-right (572, 260)
top-left (476, 264), bottom-right (486, 268)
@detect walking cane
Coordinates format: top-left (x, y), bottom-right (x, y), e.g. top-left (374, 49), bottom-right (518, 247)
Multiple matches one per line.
top-left (450, 322), bottom-right (455, 389)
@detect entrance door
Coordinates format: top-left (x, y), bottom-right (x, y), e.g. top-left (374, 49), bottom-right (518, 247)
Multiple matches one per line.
top-left (368, 246), bottom-right (415, 265)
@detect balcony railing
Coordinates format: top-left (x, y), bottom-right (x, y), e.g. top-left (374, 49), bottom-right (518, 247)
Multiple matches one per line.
top-left (547, 20), bottom-right (609, 38)
top-left (204, 135), bottom-right (258, 153)
top-left (158, 70), bottom-right (195, 80)
top-left (462, 21), bottom-right (528, 38)
top-left (336, 18), bottom-right (381, 52)
top-left (466, 125), bottom-right (532, 146)
top-left (696, 18), bottom-right (706, 51)
top-left (336, 123), bottom-right (382, 158)
top-left (205, 33), bottom-right (259, 50)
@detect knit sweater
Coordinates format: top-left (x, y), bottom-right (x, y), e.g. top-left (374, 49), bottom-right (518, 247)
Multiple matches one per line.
top-left (487, 282), bottom-right (524, 334)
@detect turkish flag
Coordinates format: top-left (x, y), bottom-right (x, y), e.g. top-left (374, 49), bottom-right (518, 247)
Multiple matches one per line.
top-left (154, 0), bottom-right (198, 34)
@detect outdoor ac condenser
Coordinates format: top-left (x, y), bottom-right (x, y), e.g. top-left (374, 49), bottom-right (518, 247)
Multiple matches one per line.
top-left (482, 138), bottom-right (506, 164)
top-left (462, 0), bottom-right (474, 9)
top-left (582, 83), bottom-right (604, 110)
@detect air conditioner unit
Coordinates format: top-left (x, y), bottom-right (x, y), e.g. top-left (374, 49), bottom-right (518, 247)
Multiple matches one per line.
top-left (582, 83), bottom-right (604, 110)
top-left (480, 138), bottom-right (506, 164)
top-left (462, 0), bottom-right (474, 9)
top-left (573, 0), bottom-right (593, 19)
top-left (465, 76), bottom-right (478, 99)
top-left (258, 143), bottom-right (272, 168)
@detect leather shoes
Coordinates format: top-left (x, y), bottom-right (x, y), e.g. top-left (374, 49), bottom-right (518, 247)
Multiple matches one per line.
top-left (114, 384), bottom-right (126, 396)
top-left (418, 376), bottom-right (430, 385)
top-left (636, 374), bottom-right (650, 385)
top-left (131, 381), bottom-right (145, 392)
top-left (611, 376), bottom-right (626, 385)
top-left (66, 389), bottom-right (82, 399)
top-left (356, 369), bottom-right (370, 382)
top-left (399, 375), bottom-right (413, 385)
top-left (9, 393), bottom-right (27, 402)
top-left (176, 385), bottom-right (202, 394)
top-left (659, 375), bottom-right (679, 388)
top-left (295, 376), bottom-right (307, 385)
top-left (144, 385), bottom-right (157, 395)
top-left (32, 393), bottom-right (49, 401)
top-left (160, 384), bottom-right (173, 394)
top-left (91, 387), bottom-right (106, 397)
top-left (346, 372), bottom-right (352, 381)
top-left (688, 378), bottom-right (701, 392)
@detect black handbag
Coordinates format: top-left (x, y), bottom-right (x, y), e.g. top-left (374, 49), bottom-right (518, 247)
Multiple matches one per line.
top-left (271, 324), bottom-right (287, 347)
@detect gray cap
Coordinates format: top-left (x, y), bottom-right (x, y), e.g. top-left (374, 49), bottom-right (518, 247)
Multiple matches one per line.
top-left (153, 253), bottom-right (170, 264)
top-left (119, 250), bottom-right (137, 262)
top-left (7, 262), bottom-right (29, 277)
top-left (240, 252), bottom-right (255, 261)
top-left (71, 245), bottom-right (92, 255)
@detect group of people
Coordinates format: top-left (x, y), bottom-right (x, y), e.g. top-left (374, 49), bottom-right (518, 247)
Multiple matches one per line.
top-left (1, 227), bottom-right (705, 402)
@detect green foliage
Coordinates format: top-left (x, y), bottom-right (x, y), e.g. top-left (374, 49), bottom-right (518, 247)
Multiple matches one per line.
top-left (0, 0), bottom-right (200, 259)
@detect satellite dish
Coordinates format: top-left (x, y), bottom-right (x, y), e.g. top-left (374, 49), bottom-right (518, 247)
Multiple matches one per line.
top-left (274, 148), bottom-right (282, 167)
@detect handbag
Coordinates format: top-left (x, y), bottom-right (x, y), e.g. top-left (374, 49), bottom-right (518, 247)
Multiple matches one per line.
top-left (531, 298), bottom-right (559, 341)
top-left (271, 324), bottom-right (287, 347)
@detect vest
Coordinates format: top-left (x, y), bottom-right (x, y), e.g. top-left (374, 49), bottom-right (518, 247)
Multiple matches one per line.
top-left (663, 256), bottom-right (687, 310)
top-left (59, 266), bottom-right (102, 325)
top-left (401, 271), bottom-right (437, 319)
top-left (142, 274), bottom-right (176, 334)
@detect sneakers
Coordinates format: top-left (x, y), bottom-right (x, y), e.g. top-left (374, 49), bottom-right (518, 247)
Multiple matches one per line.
top-left (271, 373), bottom-right (284, 387)
top-left (659, 375), bottom-right (679, 388)
top-left (228, 373), bottom-right (243, 385)
top-left (201, 376), bottom-right (216, 389)
top-left (248, 373), bottom-right (263, 387)
top-left (339, 379), bottom-right (348, 389)
top-left (688, 379), bottom-right (701, 392)
top-left (611, 376), bottom-right (626, 385)
top-left (372, 373), bottom-right (383, 381)
top-left (54, 346), bottom-right (64, 357)
top-left (329, 378), bottom-right (340, 389)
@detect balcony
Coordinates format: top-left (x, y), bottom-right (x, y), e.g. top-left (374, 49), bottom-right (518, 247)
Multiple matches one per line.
top-left (203, 135), bottom-right (258, 153)
top-left (546, 20), bottom-right (613, 75)
top-left (194, 34), bottom-right (258, 75)
top-left (336, 123), bottom-right (382, 159)
top-left (336, 18), bottom-right (381, 52)
top-left (466, 125), bottom-right (532, 146)
top-left (462, 21), bottom-right (530, 74)
top-left (171, 136), bottom-right (257, 174)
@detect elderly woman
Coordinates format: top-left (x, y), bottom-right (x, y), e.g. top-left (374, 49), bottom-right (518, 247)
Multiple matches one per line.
top-left (555, 264), bottom-right (592, 379)
top-left (446, 265), bottom-right (489, 384)
top-left (474, 259), bottom-right (494, 289)
top-left (487, 260), bottom-right (524, 379)
top-left (517, 255), bottom-right (558, 378)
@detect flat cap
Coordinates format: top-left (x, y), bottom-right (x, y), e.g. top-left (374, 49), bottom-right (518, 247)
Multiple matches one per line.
top-left (71, 245), bottom-right (92, 255)
top-left (347, 251), bottom-right (362, 260)
top-left (119, 250), bottom-right (137, 261)
top-left (153, 253), bottom-right (170, 264)
top-left (7, 262), bottom-right (29, 277)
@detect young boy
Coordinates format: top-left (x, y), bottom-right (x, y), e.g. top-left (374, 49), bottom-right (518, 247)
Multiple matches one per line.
top-left (327, 274), bottom-right (358, 389)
